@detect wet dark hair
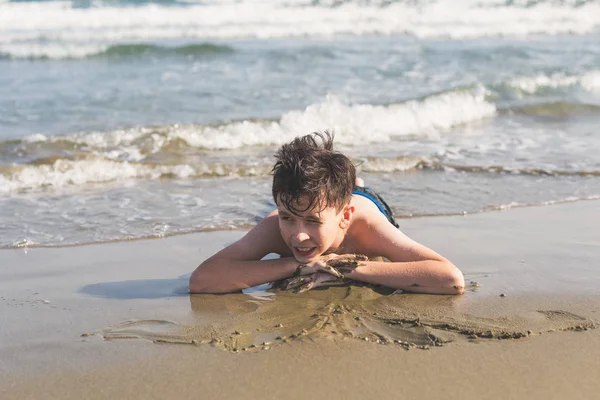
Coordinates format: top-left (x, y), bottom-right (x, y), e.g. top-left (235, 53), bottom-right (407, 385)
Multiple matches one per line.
top-left (272, 131), bottom-right (356, 214)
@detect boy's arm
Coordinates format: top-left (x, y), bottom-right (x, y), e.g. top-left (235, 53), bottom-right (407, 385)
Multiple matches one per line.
top-left (189, 212), bottom-right (299, 293)
top-left (346, 215), bottom-right (464, 294)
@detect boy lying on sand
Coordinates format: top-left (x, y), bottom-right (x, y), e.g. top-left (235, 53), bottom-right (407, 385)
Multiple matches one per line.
top-left (189, 132), bottom-right (464, 295)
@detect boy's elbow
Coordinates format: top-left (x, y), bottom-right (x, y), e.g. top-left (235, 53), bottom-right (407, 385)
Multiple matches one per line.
top-left (444, 262), bottom-right (465, 295)
top-left (189, 265), bottom-right (223, 293)
top-left (188, 264), bottom-right (241, 294)
top-left (189, 267), bottom-right (207, 293)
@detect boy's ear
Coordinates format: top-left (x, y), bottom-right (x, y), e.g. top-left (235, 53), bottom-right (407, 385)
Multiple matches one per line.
top-left (339, 204), bottom-right (355, 229)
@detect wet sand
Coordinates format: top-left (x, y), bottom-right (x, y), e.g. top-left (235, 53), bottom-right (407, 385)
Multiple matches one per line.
top-left (1, 200), bottom-right (600, 399)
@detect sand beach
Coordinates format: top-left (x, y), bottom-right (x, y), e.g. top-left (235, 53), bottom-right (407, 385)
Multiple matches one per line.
top-left (2, 200), bottom-right (599, 399)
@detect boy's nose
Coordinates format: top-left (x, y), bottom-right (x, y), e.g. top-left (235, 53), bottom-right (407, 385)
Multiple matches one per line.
top-left (294, 231), bottom-right (310, 242)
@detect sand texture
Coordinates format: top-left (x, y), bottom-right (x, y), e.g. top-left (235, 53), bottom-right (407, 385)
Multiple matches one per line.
top-left (102, 286), bottom-right (596, 352)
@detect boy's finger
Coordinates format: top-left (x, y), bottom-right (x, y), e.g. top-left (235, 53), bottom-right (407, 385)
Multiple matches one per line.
top-left (319, 265), bottom-right (344, 278)
top-left (282, 275), bottom-right (313, 290)
top-left (294, 281), bottom-right (315, 293)
top-left (316, 272), bottom-right (343, 284)
top-left (295, 272), bottom-right (342, 292)
top-left (328, 259), bottom-right (359, 269)
top-left (294, 264), bottom-right (308, 276)
top-left (294, 264), bottom-right (319, 276)
top-left (336, 253), bottom-right (368, 262)
top-left (330, 261), bottom-right (368, 275)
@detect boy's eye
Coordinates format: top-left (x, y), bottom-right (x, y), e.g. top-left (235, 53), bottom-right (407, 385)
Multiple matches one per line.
top-left (308, 219), bottom-right (322, 225)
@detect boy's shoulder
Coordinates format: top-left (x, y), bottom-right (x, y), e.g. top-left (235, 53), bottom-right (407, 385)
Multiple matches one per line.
top-left (350, 193), bottom-right (393, 226)
top-left (346, 194), bottom-right (400, 246)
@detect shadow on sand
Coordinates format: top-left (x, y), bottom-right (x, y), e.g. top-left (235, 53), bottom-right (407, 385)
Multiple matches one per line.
top-left (79, 274), bottom-right (191, 299)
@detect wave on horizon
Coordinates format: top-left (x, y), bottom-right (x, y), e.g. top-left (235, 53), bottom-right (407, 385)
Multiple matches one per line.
top-left (2, 0), bottom-right (600, 59)
top-left (1, 43), bottom-right (235, 61)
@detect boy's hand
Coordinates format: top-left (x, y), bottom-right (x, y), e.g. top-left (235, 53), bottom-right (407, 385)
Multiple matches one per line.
top-left (294, 253), bottom-right (369, 279)
top-left (280, 254), bottom-right (368, 293)
top-left (280, 271), bottom-right (344, 293)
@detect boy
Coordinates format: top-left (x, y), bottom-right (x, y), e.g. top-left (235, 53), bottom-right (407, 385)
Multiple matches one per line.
top-left (189, 132), bottom-right (464, 295)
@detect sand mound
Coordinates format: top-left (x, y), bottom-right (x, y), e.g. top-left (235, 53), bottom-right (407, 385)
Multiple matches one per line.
top-left (100, 285), bottom-right (597, 352)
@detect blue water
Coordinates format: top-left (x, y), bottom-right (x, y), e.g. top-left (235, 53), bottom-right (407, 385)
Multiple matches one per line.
top-left (1, 0), bottom-right (600, 247)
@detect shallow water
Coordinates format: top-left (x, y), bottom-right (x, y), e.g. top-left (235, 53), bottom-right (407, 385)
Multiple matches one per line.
top-left (1, 0), bottom-right (600, 248)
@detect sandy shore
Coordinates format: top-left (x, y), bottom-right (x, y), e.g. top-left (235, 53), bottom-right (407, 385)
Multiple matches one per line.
top-left (2, 200), bottom-right (600, 399)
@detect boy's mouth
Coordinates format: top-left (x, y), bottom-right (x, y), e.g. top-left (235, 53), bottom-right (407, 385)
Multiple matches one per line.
top-left (294, 246), bottom-right (316, 256)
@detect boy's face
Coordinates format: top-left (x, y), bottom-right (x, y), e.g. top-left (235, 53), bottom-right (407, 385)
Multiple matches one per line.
top-left (276, 196), bottom-right (351, 264)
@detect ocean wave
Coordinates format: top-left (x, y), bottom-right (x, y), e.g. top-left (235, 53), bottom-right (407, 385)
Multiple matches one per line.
top-left (482, 194), bottom-right (600, 212)
top-left (0, 158), bottom-right (273, 194)
top-left (1, 0), bottom-right (599, 59)
top-left (2, 154), bottom-right (599, 195)
top-left (358, 158), bottom-right (600, 177)
top-left (3, 89), bottom-right (495, 156)
top-left (396, 195), bottom-right (600, 219)
top-left (0, 153), bottom-right (424, 194)
top-left (0, 155), bottom-right (436, 194)
top-left (508, 101), bottom-right (600, 117)
top-left (359, 156), bottom-right (426, 172)
top-left (422, 162), bottom-right (600, 177)
top-left (503, 71), bottom-right (600, 95)
top-left (96, 43), bottom-right (234, 59)
top-left (0, 42), bottom-right (235, 60)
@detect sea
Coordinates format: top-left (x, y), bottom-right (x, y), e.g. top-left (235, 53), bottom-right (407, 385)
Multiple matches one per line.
top-left (1, 0), bottom-right (599, 249)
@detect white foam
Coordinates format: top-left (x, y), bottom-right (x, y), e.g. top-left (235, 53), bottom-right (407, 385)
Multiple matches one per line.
top-left (270, 90), bottom-right (493, 147)
top-left (2, 0), bottom-right (599, 59)
top-left (581, 71), bottom-right (600, 93)
top-left (279, 90), bottom-right (496, 143)
top-left (506, 71), bottom-right (600, 94)
top-left (11, 238), bottom-right (38, 248)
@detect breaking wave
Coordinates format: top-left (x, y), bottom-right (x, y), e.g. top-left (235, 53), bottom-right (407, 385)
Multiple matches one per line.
top-left (95, 43), bottom-right (234, 59)
top-left (39, 89), bottom-right (493, 147)
top-left (502, 71), bottom-right (600, 95)
top-left (2, 155), bottom-right (599, 195)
